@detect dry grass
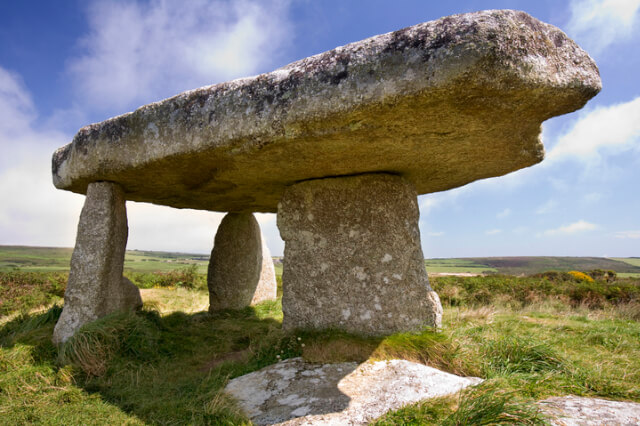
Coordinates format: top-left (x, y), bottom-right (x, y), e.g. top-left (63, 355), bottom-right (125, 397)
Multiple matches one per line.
top-left (302, 338), bottom-right (378, 363)
top-left (139, 288), bottom-right (208, 314)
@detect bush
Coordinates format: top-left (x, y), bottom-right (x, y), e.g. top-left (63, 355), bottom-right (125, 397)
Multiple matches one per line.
top-left (127, 265), bottom-right (205, 290)
top-left (568, 271), bottom-right (594, 282)
top-left (0, 271), bottom-right (67, 316)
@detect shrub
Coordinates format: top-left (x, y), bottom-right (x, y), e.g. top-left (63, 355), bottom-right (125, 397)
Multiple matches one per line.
top-left (0, 271), bottom-right (67, 316)
top-left (127, 265), bottom-right (205, 290)
top-left (568, 271), bottom-right (594, 282)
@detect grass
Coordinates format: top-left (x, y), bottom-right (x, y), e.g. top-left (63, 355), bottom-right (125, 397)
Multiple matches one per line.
top-left (0, 245), bottom-right (209, 274)
top-left (1, 267), bottom-right (639, 424)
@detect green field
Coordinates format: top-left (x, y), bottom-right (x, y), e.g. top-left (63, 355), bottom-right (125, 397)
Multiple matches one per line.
top-left (1, 269), bottom-right (639, 424)
top-left (426, 256), bottom-right (640, 276)
top-left (0, 246), bottom-right (209, 274)
top-left (613, 257), bottom-right (640, 267)
top-left (4, 246), bottom-right (639, 277)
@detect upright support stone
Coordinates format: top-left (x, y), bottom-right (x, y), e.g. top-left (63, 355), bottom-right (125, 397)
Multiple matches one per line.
top-left (277, 173), bottom-right (442, 335)
top-left (208, 213), bottom-right (277, 311)
top-left (252, 237), bottom-right (278, 305)
top-left (53, 182), bottom-right (142, 344)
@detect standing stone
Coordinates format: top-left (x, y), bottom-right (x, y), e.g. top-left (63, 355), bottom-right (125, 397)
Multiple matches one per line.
top-left (208, 213), bottom-right (277, 311)
top-left (53, 182), bottom-right (142, 344)
top-left (277, 173), bottom-right (442, 335)
top-left (252, 237), bottom-right (278, 305)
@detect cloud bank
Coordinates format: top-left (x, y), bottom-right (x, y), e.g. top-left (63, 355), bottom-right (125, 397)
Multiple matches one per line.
top-left (548, 97), bottom-right (640, 161)
top-left (568, 0), bottom-right (640, 53)
top-left (69, 0), bottom-right (292, 112)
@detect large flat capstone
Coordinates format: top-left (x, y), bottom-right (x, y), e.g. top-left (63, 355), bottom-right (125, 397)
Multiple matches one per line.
top-left (52, 10), bottom-right (600, 212)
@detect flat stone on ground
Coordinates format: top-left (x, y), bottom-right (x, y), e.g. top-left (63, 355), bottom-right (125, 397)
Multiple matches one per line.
top-left (539, 396), bottom-right (640, 425)
top-left (52, 10), bottom-right (600, 213)
top-left (224, 357), bottom-right (483, 425)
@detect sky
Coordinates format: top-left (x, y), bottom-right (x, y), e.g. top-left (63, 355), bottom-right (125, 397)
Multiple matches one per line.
top-left (0, 0), bottom-right (639, 258)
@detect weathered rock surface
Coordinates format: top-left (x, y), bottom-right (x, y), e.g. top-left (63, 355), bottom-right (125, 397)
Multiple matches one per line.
top-left (208, 213), bottom-right (276, 311)
top-left (277, 173), bottom-right (441, 334)
top-left (539, 396), bottom-right (640, 425)
top-left (53, 182), bottom-right (142, 344)
top-left (52, 10), bottom-right (600, 213)
top-left (224, 357), bottom-right (483, 425)
top-left (252, 237), bottom-right (278, 305)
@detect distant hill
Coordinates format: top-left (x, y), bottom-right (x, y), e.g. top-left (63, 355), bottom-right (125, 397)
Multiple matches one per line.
top-left (425, 256), bottom-right (640, 276)
top-left (1, 246), bottom-right (639, 277)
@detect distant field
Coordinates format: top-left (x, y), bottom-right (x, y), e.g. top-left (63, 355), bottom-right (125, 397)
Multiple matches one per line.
top-left (613, 257), bottom-right (640, 267)
top-left (2, 246), bottom-right (639, 277)
top-left (0, 246), bottom-right (209, 274)
top-left (427, 256), bottom-right (640, 276)
top-left (424, 258), bottom-right (497, 274)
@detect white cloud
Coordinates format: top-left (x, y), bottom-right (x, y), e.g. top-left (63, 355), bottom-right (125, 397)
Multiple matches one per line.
top-left (485, 229), bottom-right (502, 235)
top-left (126, 202), bottom-right (224, 254)
top-left (0, 66), bottom-right (85, 247)
top-left (583, 192), bottom-right (603, 203)
top-left (0, 65), bottom-right (282, 254)
top-left (613, 230), bottom-right (640, 239)
top-left (568, 0), bottom-right (640, 53)
top-left (547, 97), bottom-right (640, 162)
top-left (496, 208), bottom-right (511, 219)
top-left (542, 220), bottom-right (598, 236)
top-left (69, 0), bottom-right (292, 111)
top-left (536, 199), bottom-right (557, 215)
top-left (1, 1), bottom-right (296, 254)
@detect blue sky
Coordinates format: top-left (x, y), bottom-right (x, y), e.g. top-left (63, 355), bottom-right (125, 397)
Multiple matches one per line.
top-left (0, 0), bottom-right (638, 257)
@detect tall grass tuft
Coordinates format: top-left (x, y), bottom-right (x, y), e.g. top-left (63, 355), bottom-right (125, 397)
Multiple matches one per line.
top-left (442, 385), bottom-right (550, 425)
top-left (482, 336), bottom-right (567, 376)
top-left (58, 310), bottom-right (160, 377)
top-left (373, 330), bottom-right (465, 375)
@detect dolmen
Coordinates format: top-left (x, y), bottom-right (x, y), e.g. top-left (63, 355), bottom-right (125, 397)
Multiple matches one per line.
top-left (51, 10), bottom-right (600, 344)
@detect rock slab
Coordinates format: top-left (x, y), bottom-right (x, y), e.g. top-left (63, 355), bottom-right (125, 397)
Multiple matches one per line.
top-left (52, 10), bottom-right (600, 213)
top-left (224, 357), bottom-right (482, 425)
top-left (277, 173), bottom-right (442, 335)
top-left (53, 182), bottom-right (142, 344)
top-left (208, 213), bottom-right (276, 311)
top-left (539, 396), bottom-right (640, 425)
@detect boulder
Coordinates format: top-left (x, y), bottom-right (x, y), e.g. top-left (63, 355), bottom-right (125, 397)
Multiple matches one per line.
top-left (277, 173), bottom-right (441, 334)
top-left (52, 10), bottom-right (600, 213)
top-left (208, 213), bottom-right (277, 311)
top-left (53, 182), bottom-right (141, 344)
